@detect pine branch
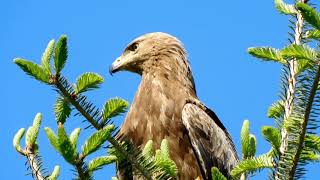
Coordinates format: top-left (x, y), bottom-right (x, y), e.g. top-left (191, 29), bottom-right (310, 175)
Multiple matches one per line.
top-left (81, 125), bottom-right (114, 157)
top-left (277, 1), bottom-right (307, 179)
top-left (45, 123), bottom-right (92, 180)
top-left (54, 35), bottom-right (67, 74)
top-left (275, 0), bottom-right (297, 15)
top-left (88, 155), bottom-right (117, 172)
top-left (53, 76), bottom-right (155, 180)
top-left (74, 160), bottom-right (91, 180)
top-left (242, 1), bottom-right (320, 179)
top-left (261, 126), bottom-right (281, 153)
top-left (14, 35), bottom-right (176, 180)
top-left (74, 72), bottom-right (104, 94)
top-left (231, 154), bottom-right (274, 178)
top-left (107, 137), bottom-right (153, 180)
top-left (247, 47), bottom-right (285, 63)
top-left (101, 98), bottom-right (128, 125)
top-left (306, 29), bottom-right (320, 39)
top-left (54, 76), bottom-right (102, 129)
top-left (48, 166), bottom-right (60, 180)
top-left (211, 167), bottom-right (227, 180)
top-left (25, 146), bottom-right (45, 180)
top-left (13, 113), bottom-right (60, 180)
top-left (288, 63), bottom-right (320, 180)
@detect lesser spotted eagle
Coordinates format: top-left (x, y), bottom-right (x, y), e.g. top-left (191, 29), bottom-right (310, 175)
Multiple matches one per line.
top-left (110, 32), bottom-right (238, 180)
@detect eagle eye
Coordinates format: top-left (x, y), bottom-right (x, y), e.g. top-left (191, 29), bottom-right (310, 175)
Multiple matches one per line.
top-left (127, 42), bottom-right (139, 52)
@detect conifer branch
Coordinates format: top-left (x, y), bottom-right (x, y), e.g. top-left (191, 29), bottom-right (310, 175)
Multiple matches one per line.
top-left (74, 160), bottom-right (90, 180)
top-left (53, 76), bottom-right (154, 180)
top-left (13, 113), bottom-right (60, 180)
top-left (277, 1), bottom-right (307, 179)
top-left (25, 146), bottom-right (45, 180)
top-left (280, 0), bottom-right (306, 156)
top-left (14, 35), bottom-right (174, 179)
top-left (54, 76), bottom-right (102, 130)
top-left (288, 62), bottom-right (320, 179)
top-left (107, 137), bottom-right (153, 180)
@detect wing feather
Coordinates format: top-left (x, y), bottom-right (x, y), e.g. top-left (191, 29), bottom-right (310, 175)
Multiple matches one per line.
top-left (182, 103), bottom-right (238, 179)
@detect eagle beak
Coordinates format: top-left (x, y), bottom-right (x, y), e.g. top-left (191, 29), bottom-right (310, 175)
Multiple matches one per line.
top-left (109, 64), bottom-right (117, 75)
top-left (109, 57), bottom-right (122, 75)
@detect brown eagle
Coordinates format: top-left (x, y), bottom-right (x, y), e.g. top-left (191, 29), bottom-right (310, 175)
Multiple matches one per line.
top-left (110, 32), bottom-right (238, 180)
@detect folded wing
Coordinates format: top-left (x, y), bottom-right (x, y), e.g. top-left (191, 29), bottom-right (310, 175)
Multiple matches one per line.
top-left (182, 103), bottom-right (238, 179)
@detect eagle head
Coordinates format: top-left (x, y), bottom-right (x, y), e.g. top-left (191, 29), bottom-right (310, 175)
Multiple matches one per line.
top-left (109, 32), bottom-right (187, 75)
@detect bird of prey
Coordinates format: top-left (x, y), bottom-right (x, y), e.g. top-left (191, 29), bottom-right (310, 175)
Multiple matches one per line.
top-left (110, 32), bottom-right (238, 180)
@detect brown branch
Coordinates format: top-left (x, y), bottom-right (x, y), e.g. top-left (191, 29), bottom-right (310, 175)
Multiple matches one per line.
top-left (75, 160), bottom-right (88, 180)
top-left (25, 146), bottom-right (45, 180)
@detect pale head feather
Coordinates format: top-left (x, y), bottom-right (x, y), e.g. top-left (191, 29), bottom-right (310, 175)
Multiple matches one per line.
top-left (111, 32), bottom-right (187, 73)
top-left (110, 32), bottom-right (196, 94)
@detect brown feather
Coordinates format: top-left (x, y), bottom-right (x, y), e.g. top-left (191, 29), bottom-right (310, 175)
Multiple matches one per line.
top-left (182, 103), bottom-right (239, 179)
top-left (111, 32), bottom-right (238, 180)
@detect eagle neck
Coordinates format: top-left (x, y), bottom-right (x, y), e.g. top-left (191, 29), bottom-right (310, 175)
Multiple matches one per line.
top-left (141, 54), bottom-right (196, 96)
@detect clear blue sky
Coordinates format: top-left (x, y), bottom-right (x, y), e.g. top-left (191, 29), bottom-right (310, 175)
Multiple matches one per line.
top-left (1, 0), bottom-right (318, 179)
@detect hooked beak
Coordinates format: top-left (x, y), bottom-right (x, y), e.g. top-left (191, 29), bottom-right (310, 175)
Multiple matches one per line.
top-left (109, 57), bottom-right (122, 75)
top-left (109, 64), bottom-right (118, 75)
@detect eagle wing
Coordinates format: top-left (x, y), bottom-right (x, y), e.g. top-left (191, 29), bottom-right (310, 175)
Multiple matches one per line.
top-left (182, 102), bottom-right (238, 179)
